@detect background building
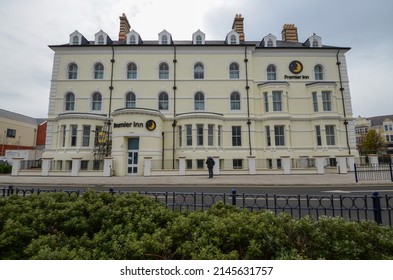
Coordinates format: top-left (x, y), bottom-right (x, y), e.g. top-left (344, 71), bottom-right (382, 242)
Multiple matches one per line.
top-left (43, 13), bottom-right (357, 176)
top-left (355, 114), bottom-right (393, 155)
top-left (0, 108), bottom-right (46, 162)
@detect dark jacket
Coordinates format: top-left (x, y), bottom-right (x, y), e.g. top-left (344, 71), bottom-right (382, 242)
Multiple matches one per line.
top-left (206, 157), bottom-right (215, 168)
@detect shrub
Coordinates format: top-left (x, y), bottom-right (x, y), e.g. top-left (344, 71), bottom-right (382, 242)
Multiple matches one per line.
top-left (0, 192), bottom-right (392, 260)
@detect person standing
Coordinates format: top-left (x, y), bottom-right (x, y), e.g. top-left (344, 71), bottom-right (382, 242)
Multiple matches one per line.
top-left (206, 156), bottom-right (215, 178)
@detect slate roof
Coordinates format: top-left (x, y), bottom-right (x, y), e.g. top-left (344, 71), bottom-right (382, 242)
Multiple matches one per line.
top-left (0, 108), bottom-right (46, 125)
top-left (367, 115), bottom-right (393, 126)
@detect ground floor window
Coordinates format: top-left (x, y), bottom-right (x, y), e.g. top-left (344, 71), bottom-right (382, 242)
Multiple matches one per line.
top-left (233, 159), bottom-right (243, 169)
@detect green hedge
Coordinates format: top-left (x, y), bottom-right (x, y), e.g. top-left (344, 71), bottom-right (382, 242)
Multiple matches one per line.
top-left (0, 191), bottom-right (392, 260)
top-left (0, 164), bottom-right (12, 174)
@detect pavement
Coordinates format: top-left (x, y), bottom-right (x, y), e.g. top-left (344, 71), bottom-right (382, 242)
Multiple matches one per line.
top-left (1, 173), bottom-right (392, 188)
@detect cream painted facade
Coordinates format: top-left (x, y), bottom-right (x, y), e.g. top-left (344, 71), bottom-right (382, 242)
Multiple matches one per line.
top-left (43, 14), bottom-right (358, 176)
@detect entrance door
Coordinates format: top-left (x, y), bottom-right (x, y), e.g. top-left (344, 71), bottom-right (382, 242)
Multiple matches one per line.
top-left (127, 138), bottom-right (139, 175)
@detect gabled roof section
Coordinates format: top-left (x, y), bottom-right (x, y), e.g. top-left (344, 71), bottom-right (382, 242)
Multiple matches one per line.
top-left (0, 109), bottom-right (44, 125)
top-left (94, 30), bottom-right (112, 45)
top-left (69, 30), bottom-right (89, 45)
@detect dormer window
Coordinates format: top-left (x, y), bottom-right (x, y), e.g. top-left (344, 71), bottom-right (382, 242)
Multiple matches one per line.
top-left (307, 33), bottom-right (322, 48)
top-left (130, 35), bottom-right (136, 44)
top-left (72, 36), bottom-right (79, 45)
top-left (162, 35), bottom-right (168, 45)
top-left (98, 35), bottom-right (104, 45)
top-left (94, 30), bottom-right (111, 45)
top-left (69, 30), bottom-right (88, 45)
top-left (126, 30), bottom-right (142, 45)
top-left (261, 34), bottom-right (277, 47)
top-left (192, 30), bottom-right (206, 45)
top-left (159, 30), bottom-right (172, 45)
top-left (226, 30), bottom-right (240, 45)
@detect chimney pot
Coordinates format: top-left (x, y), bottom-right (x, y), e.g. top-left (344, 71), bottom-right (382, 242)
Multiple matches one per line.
top-left (119, 13), bottom-right (131, 42)
top-left (232, 14), bottom-right (245, 42)
top-left (282, 23), bottom-right (298, 42)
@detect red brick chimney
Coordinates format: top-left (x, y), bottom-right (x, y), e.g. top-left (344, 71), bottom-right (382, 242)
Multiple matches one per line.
top-left (119, 13), bottom-right (131, 42)
top-left (232, 14), bottom-right (245, 42)
top-left (281, 24), bottom-right (298, 42)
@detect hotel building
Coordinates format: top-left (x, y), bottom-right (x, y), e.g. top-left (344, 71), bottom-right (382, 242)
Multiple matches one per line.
top-left (42, 14), bottom-right (357, 176)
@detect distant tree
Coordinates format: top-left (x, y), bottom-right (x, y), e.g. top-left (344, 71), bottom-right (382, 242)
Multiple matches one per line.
top-left (358, 129), bottom-right (385, 155)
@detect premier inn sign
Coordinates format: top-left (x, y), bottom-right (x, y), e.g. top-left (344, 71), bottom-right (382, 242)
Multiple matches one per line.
top-left (113, 120), bottom-right (157, 131)
top-left (284, 60), bottom-right (309, 80)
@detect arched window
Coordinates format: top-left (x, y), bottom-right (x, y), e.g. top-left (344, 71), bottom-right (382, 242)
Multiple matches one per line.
top-left (125, 92), bottom-right (136, 108)
top-left (92, 92), bottom-right (102, 111)
top-left (162, 35), bottom-right (168, 45)
top-left (229, 62), bottom-right (239, 79)
top-left (267, 39), bottom-right (273, 47)
top-left (230, 35), bottom-right (237, 45)
top-left (194, 63), bottom-right (204, 79)
top-left (314, 64), bottom-right (324, 80)
top-left (267, 64), bottom-right (277, 80)
top-left (72, 36), bottom-right (79, 45)
top-left (127, 62), bottom-right (137, 79)
top-left (158, 92), bottom-right (169, 110)
top-left (68, 63), bottom-right (78, 79)
top-left (159, 62), bottom-right (169, 79)
top-left (65, 92), bottom-right (75, 111)
top-left (194, 92), bottom-right (205, 110)
top-left (94, 63), bottom-right (104, 79)
top-left (230, 92), bottom-right (241, 110)
top-left (129, 35), bottom-right (136, 45)
top-left (196, 35), bottom-right (202, 45)
top-left (312, 39), bottom-right (319, 47)
top-left (98, 35), bottom-right (104, 45)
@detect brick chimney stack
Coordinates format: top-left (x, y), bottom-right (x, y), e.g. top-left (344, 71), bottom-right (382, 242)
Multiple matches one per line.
top-left (119, 13), bottom-right (131, 42)
top-left (281, 24), bottom-right (298, 42)
top-left (232, 14), bottom-right (245, 42)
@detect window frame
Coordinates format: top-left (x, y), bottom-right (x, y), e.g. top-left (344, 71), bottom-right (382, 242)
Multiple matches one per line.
top-left (230, 91), bottom-right (241, 110)
top-left (65, 92), bottom-right (75, 111)
top-left (229, 62), bottom-right (239, 79)
top-left (186, 124), bottom-right (192, 146)
top-left (274, 125), bottom-right (285, 146)
top-left (325, 125), bottom-right (336, 146)
top-left (68, 63), bottom-right (78, 79)
top-left (267, 64), bottom-right (277, 80)
top-left (194, 91), bottom-right (205, 110)
top-left (158, 92), bottom-right (169, 110)
top-left (91, 92), bottom-right (102, 111)
top-left (70, 125), bottom-right (78, 147)
top-left (127, 62), bottom-right (137, 79)
top-left (125, 92), bottom-right (136, 108)
top-left (194, 63), bottom-right (204, 79)
top-left (159, 62), bottom-right (169, 79)
top-left (82, 125), bottom-right (91, 147)
top-left (272, 91), bottom-right (282, 112)
top-left (232, 126), bottom-right (242, 146)
top-left (314, 64), bottom-right (324, 80)
top-left (94, 63), bottom-right (104, 79)
top-left (196, 124), bottom-right (204, 146)
top-left (322, 91), bottom-right (332, 111)
top-left (312, 92), bottom-right (318, 112)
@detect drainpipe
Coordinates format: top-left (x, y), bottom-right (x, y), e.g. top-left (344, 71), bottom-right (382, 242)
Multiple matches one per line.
top-left (106, 46), bottom-right (115, 157)
top-left (336, 49), bottom-right (351, 155)
top-left (244, 46), bottom-right (252, 156)
top-left (172, 46), bottom-right (177, 169)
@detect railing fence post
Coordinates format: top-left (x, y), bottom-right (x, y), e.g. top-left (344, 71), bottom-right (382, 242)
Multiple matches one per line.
top-left (389, 163), bottom-right (393, 182)
top-left (231, 189), bottom-right (237, 206)
top-left (354, 164), bottom-right (358, 183)
top-left (372, 192), bottom-right (383, 225)
top-left (7, 185), bottom-right (14, 196)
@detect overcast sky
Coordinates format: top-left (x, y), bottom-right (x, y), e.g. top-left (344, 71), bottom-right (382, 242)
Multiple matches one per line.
top-left (0, 0), bottom-right (392, 118)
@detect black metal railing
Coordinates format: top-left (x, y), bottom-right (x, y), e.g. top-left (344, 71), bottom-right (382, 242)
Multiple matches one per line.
top-left (2, 186), bottom-right (392, 227)
top-left (354, 163), bottom-right (393, 182)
